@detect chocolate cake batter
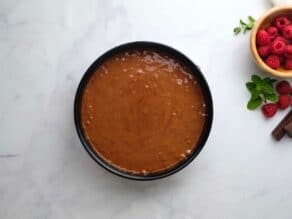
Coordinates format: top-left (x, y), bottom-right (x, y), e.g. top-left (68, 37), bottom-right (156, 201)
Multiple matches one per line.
top-left (81, 49), bottom-right (206, 175)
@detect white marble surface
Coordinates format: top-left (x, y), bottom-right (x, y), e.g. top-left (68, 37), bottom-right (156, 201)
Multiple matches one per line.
top-left (1, 0), bottom-right (292, 218)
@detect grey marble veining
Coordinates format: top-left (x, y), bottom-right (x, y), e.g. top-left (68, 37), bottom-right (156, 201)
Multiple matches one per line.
top-left (1, 0), bottom-right (292, 218)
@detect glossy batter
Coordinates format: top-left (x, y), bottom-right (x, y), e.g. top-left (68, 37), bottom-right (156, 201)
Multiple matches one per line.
top-left (81, 49), bottom-right (206, 175)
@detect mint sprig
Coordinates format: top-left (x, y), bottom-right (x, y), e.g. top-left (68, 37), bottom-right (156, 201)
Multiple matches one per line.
top-left (246, 75), bottom-right (278, 110)
top-left (234, 16), bottom-right (256, 35)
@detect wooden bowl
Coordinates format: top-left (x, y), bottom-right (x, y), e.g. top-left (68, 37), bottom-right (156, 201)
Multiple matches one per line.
top-left (250, 6), bottom-right (292, 78)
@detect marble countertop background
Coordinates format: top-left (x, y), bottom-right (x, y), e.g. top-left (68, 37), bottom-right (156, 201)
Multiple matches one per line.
top-left (1, 0), bottom-right (292, 218)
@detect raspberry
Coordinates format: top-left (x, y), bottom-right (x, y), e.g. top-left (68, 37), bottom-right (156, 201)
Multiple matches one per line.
top-left (282, 25), bottom-right (292, 39)
top-left (274, 36), bottom-right (288, 44)
top-left (256, 30), bottom-right (271, 46)
top-left (276, 80), bottom-right (292, 95)
top-left (284, 45), bottom-right (292, 58)
top-left (266, 26), bottom-right (279, 39)
top-left (258, 45), bottom-right (271, 57)
top-left (271, 39), bottom-right (286, 54)
top-left (279, 55), bottom-right (285, 64)
top-left (274, 16), bottom-right (291, 30)
top-left (278, 95), bottom-right (291, 109)
top-left (284, 58), bottom-right (292, 69)
top-left (265, 55), bottom-right (280, 69)
top-left (261, 103), bottom-right (278, 118)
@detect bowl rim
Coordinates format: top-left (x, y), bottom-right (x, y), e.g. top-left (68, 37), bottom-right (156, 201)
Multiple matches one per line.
top-left (250, 6), bottom-right (292, 78)
top-left (74, 41), bottom-right (214, 181)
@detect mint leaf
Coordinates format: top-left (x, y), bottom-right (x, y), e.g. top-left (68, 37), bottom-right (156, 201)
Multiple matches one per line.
top-left (247, 97), bottom-right (263, 110)
top-left (251, 89), bottom-right (261, 100)
top-left (256, 80), bottom-right (265, 91)
top-left (240, 19), bottom-right (247, 26)
top-left (234, 16), bottom-right (255, 35)
top-left (234, 27), bottom-right (241, 35)
top-left (247, 22), bottom-right (254, 29)
top-left (245, 74), bottom-right (278, 111)
top-left (265, 93), bottom-right (279, 102)
top-left (251, 74), bottom-right (265, 91)
top-left (252, 75), bottom-right (262, 84)
top-left (263, 77), bottom-right (277, 84)
top-left (262, 84), bottom-right (274, 94)
top-left (246, 82), bottom-right (256, 92)
top-left (248, 16), bottom-right (256, 22)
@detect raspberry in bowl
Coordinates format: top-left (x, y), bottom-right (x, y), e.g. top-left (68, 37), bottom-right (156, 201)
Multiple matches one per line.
top-left (251, 6), bottom-right (292, 78)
